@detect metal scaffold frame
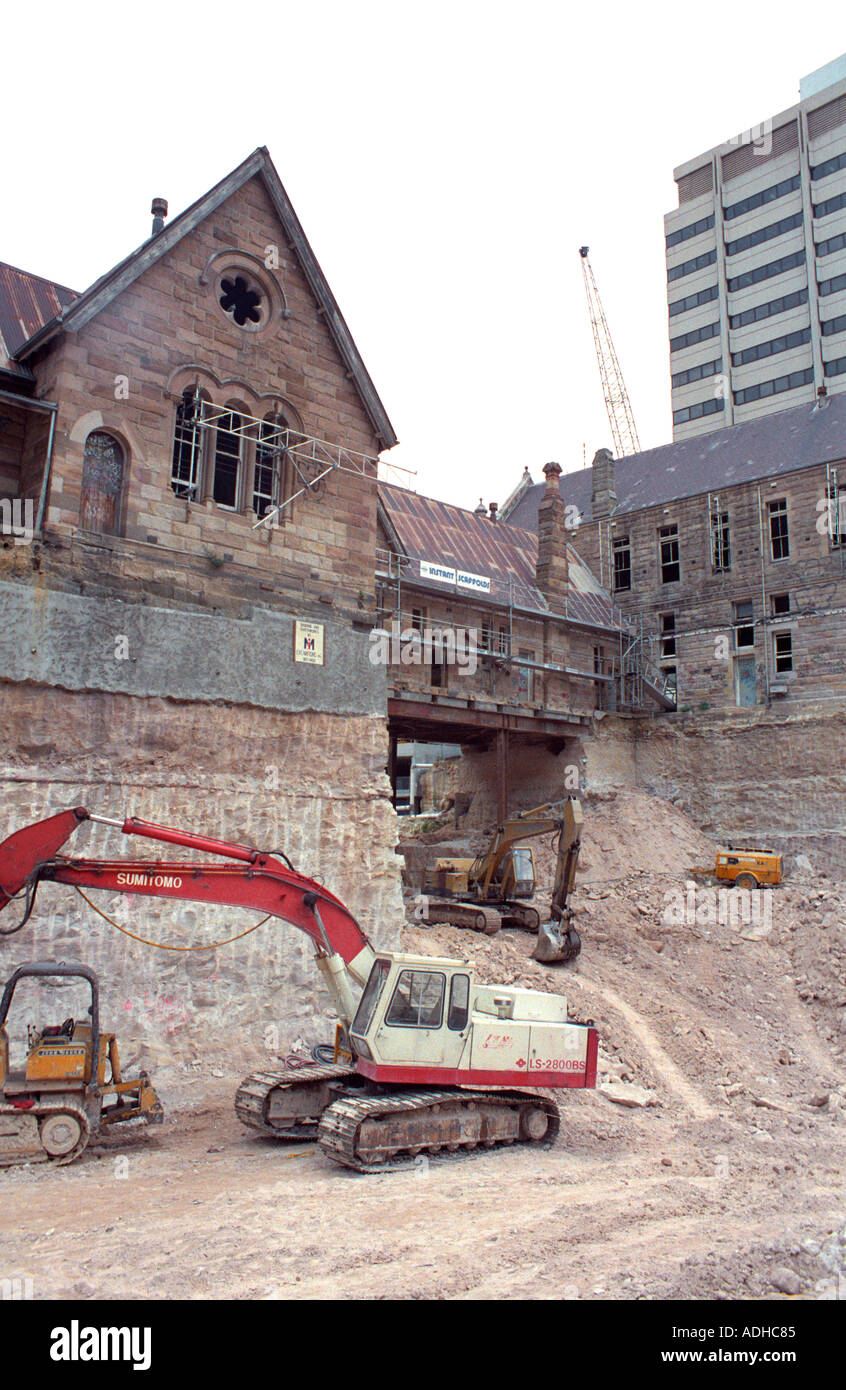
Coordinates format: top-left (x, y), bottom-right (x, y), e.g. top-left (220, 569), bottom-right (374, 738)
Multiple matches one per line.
top-left (171, 388), bottom-right (412, 527)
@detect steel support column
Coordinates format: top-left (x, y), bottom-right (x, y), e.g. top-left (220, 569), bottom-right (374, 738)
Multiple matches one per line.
top-left (496, 727), bottom-right (509, 823)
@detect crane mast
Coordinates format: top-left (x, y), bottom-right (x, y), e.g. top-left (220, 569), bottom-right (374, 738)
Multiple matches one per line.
top-left (578, 246), bottom-right (641, 459)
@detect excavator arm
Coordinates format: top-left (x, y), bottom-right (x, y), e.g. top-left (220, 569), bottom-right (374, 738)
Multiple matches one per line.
top-left (0, 807), bottom-right (375, 1028)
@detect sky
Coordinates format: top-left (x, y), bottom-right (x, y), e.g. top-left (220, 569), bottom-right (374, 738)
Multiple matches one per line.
top-left (4, 2), bottom-right (846, 509)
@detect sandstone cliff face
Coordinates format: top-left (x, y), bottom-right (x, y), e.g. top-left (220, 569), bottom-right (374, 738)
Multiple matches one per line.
top-left (0, 685), bottom-right (404, 1085)
top-left (587, 705), bottom-right (846, 876)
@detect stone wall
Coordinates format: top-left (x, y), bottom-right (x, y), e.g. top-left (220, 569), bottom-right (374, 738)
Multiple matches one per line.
top-left (0, 684), bottom-right (404, 1090)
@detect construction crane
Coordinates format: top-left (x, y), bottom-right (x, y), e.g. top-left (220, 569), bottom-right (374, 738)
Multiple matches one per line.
top-left (578, 246), bottom-right (641, 459)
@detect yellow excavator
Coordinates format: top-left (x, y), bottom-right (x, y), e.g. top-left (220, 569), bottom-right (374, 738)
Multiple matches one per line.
top-left (422, 797), bottom-right (583, 963)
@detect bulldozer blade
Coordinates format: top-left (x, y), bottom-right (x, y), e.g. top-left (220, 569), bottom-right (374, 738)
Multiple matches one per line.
top-left (532, 921), bottom-right (581, 964)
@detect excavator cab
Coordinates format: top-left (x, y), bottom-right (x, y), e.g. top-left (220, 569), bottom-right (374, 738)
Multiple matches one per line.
top-left (500, 846), bottom-right (536, 898)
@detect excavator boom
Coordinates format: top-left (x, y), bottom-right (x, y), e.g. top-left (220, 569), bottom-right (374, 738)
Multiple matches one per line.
top-left (0, 807), bottom-right (375, 1020)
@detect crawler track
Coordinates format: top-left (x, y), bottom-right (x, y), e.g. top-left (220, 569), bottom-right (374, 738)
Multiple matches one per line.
top-left (0, 1098), bottom-right (91, 1167)
top-left (234, 1062), bottom-right (357, 1139)
top-left (317, 1088), bottom-right (560, 1172)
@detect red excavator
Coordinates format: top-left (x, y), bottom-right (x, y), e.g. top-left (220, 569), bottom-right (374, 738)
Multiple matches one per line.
top-left (0, 806), bottom-right (598, 1170)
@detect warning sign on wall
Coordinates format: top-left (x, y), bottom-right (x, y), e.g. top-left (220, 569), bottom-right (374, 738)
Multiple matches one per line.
top-left (294, 621), bottom-right (325, 665)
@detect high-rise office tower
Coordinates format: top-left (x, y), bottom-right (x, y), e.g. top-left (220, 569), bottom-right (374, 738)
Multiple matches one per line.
top-left (665, 56), bottom-right (846, 440)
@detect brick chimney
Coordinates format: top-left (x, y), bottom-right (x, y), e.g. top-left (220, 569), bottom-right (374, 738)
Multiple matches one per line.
top-left (591, 447), bottom-right (616, 520)
top-left (535, 461), bottom-right (569, 604)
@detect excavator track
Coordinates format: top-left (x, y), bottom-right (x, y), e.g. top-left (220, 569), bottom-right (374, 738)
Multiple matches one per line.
top-left (234, 1062), bottom-right (357, 1139)
top-left (498, 900), bottom-right (542, 932)
top-left (425, 902), bottom-right (502, 934)
top-left (317, 1088), bottom-right (560, 1172)
top-left (0, 1098), bottom-right (91, 1167)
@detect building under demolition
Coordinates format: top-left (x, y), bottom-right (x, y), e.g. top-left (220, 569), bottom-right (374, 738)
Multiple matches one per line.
top-left (503, 394), bottom-right (846, 711)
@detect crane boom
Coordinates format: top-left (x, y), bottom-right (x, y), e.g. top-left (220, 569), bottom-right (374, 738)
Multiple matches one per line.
top-left (579, 246), bottom-right (641, 458)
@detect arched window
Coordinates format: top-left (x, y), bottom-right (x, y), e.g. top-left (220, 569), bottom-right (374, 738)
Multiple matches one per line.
top-left (212, 409), bottom-right (244, 508)
top-left (253, 413), bottom-right (289, 518)
top-left (171, 388), bottom-right (206, 499)
top-left (79, 431), bottom-right (124, 534)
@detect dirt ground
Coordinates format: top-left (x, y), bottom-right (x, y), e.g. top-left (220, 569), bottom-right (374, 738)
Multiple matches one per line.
top-left (3, 789), bottom-right (845, 1301)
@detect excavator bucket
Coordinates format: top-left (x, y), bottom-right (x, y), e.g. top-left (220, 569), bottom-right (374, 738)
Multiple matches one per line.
top-left (532, 919), bottom-right (581, 964)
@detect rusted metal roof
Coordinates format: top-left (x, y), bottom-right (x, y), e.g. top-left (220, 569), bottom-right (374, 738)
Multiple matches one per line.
top-left (0, 262), bottom-right (78, 375)
top-left (377, 483), bottom-right (622, 632)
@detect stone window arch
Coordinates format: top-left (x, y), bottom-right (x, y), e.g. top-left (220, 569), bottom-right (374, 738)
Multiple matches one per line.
top-left (79, 430), bottom-right (125, 534)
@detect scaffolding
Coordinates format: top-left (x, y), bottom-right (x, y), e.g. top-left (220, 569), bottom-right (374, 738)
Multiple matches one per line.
top-left (169, 388), bottom-right (412, 526)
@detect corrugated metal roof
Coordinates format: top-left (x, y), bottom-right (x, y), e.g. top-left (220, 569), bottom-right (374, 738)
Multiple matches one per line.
top-left (505, 393), bottom-right (846, 532)
top-left (0, 262), bottom-right (78, 375)
top-left (377, 483), bottom-right (621, 631)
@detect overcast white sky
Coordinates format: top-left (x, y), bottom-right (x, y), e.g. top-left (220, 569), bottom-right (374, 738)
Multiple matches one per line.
top-left (4, 3), bottom-right (845, 508)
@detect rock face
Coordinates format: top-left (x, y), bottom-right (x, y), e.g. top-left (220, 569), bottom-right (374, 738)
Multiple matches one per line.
top-left (0, 684), bottom-right (404, 1083)
top-left (587, 704), bottom-right (846, 876)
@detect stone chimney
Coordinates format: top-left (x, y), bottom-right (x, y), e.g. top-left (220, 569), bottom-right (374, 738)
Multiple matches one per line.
top-left (535, 461), bottom-right (569, 604)
top-left (151, 197), bottom-right (168, 236)
top-left (591, 447), bottom-right (616, 520)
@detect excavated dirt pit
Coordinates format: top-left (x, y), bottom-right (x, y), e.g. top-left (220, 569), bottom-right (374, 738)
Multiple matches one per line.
top-left (1, 789), bottom-right (844, 1300)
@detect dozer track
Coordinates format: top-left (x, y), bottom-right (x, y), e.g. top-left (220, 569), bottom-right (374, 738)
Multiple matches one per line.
top-left (0, 1098), bottom-right (91, 1167)
top-left (317, 1088), bottom-right (560, 1172)
top-left (234, 1061), bottom-right (357, 1139)
top-left (425, 902), bottom-right (502, 934)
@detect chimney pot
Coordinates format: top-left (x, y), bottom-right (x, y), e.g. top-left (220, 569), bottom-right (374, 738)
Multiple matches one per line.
top-left (542, 461), bottom-right (562, 493)
top-left (489, 502), bottom-right (498, 521)
top-left (151, 197), bottom-right (168, 236)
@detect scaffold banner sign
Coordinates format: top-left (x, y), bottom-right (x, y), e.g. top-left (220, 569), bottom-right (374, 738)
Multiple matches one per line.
top-left (456, 568), bottom-right (491, 593)
top-left (294, 620), bottom-right (325, 665)
top-left (420, 559), bottom-right (491, 592)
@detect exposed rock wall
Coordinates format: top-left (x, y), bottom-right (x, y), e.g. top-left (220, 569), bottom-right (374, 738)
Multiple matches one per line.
top-left (0, 683), bottom-right (404, 1084)
top-left (586, 705), bottom-right (846, 875)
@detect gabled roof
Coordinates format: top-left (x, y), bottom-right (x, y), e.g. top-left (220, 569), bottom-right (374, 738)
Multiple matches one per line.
top-left (377, 482), bottom-right (621, 632)
top-left (0, 262), bottom-right (78, 377)
top-left (12, 148), bottom-right (397, 449)
top-left (504, 393), bottom-right (846, 531)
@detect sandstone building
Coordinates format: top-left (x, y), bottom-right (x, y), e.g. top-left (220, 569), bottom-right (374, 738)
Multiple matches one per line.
top-left (0, 148), bottom-right (406, 1063)
top-left (502, 394), bottom-right (846, 712)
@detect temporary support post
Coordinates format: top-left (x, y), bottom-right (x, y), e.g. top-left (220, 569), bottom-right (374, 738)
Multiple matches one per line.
top-left (496, 727), bottom-right (509, 823)
top-left (387, 733), bottom-right (398, 810)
